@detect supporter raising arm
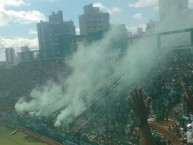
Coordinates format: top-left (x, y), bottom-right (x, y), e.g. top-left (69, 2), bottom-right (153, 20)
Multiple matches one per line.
top-left (128, 88), bottom-right (157, 145)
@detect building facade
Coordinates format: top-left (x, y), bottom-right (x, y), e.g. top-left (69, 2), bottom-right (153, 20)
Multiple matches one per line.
top-left (17, 46), bottom-right (31, 63)
top-left (5, 48), bottom-right (16, 64)
top-left (79, 4), bottom-right (110, 35)
top-left (37, 11), bottom-right (76, 50)
top-left (159, 0), bottom-right (189, 22)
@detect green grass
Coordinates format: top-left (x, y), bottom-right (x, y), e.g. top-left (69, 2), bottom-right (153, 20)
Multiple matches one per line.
top-left (0, 122), bottom-right (47, 145)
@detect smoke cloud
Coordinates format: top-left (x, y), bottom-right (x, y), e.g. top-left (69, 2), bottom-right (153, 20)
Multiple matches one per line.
top-left (15, 26), bottom-right (159, 127)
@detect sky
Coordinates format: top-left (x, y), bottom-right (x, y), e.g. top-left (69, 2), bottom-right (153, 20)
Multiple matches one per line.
top-left (0, 0), bottom-right (193, 60)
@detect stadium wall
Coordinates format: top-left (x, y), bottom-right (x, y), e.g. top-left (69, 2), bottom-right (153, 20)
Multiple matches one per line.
top-left (17, 126), bottom-right (63, 145)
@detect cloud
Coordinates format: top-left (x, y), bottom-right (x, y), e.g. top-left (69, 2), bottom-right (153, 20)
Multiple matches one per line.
top-left (129, 0), bottom-right (193, 10)
top-left (0, 37), bottom-right (38, 50)
top-left (0, 9), bottom-right (46, 26)
top-left (126, 23), bottom-right (147, 34)
top-left (29, 29), bottom-right (37, 35)
top-left (0, 37), bottom-right (39, 61)
top-left (40, 0), bottom-right (55, 2)
top-left (0, 0), bottom-right (46, 26)
top-left (154, 6), bottom-right (159, 12)
top-left (132, 13), bottom-right (143, 20)
top-left (111, 7), bottom-right (121, 14)
top-left (189, 0), bottom-right (193, 8)
top-left (129, 0), bottom-right (158, 8)
top-left (93, 2), bottom-right (121, 15)
top-left (0, 0), bottom-right (28, 9)
top-left (76, 28), bottom-right (80, 35)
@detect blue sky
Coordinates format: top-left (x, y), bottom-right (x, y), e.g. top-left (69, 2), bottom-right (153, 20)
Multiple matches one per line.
top-left (3, 0), bottom-right (193, 62)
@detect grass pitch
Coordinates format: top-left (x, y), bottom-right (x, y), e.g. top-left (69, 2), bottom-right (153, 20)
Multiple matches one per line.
top-left (0, 122), bottom-right (47, 145)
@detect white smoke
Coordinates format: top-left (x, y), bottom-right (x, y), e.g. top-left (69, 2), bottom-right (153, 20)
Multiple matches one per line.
top-left (55, 34), bottom-right (157, 126)
top-left (15, 80), bottom-right (66, 116)
top-left (15, 26), bottom-right (159, 127)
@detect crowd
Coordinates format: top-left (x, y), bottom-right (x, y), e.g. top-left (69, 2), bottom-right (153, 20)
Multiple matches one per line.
top-left (1, 50), bottom-right (193, 145)
top-left (0, 59), bottom-right (70, 112)
top-left (128, 50), bottom-right (193, 145)
top-left (75, 50), bottom-right (193, 145)
top-left (93, 51), bottom-right (190, 144)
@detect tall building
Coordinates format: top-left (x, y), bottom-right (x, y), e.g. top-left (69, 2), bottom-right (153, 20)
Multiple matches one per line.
top-left (49, 11), bottom-right (63, 23)
top-left (5, 48), bottom-right (16, 64)
top-left (21, 46), bottom-right (30, 52)
top-left (159, 0), bottom-right (188, 22)
top-left (79, 4), bottom-right (110, 35)
top-left (37, 11), bottom-right (76, 50)
top-left (137, 27), bottom-right (143, 34)
top-left (17, 46), bottom-right (31, 63)
top-left (146, 20), bottom-right (157, 32)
